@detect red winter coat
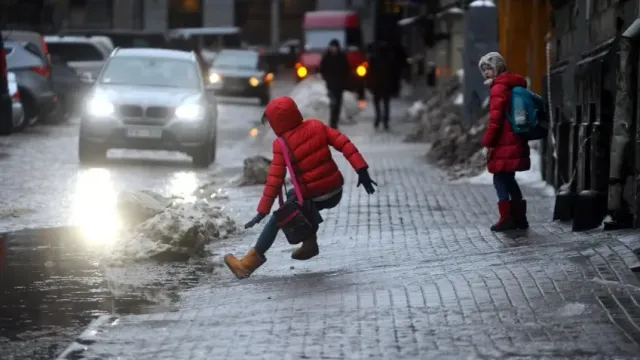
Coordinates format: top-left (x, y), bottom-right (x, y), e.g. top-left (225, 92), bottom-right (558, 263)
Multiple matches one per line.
top-left (481, 72), bottom-right (531, 173)
top-left (257, 96), bottom-right (368, 214)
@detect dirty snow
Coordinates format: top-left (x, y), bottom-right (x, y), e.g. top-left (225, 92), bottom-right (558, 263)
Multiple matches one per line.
top-left (289, 76), bottom-right (361, 124)
top-left (106, 191), bottom-right (238, 264)
top-left (456, 145), bottom-right (556, 197)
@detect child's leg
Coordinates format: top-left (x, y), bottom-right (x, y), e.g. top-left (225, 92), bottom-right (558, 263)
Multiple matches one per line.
top-left (504, 173), bottom-right (528, 229)
top-left (502, 172), bottom-right (523, 201)
top-left (292, 190), bottom-right (342, 261)
top-left (492, 173), bottom-right (510, 201)
top-left (491, 173), bottom-right (517, 231)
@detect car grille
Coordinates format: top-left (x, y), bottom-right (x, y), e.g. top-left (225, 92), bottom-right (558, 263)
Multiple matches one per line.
top-left (118, 104), bottom-right (173, 125)
top-left (118, 105), bottom-right (143, 117)
top-left (225, 77), bottom-right (247, 87)
top-left (145, 106), bottom-right (173, 119)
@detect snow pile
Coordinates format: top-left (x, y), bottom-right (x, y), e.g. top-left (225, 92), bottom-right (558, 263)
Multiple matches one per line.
top-left (289, 76), bottom-right (361, 124)
top-left (241, 155), bottom-right (271, 186)
top-left (108, 190), bottom-right (238, 263)
top-left (404, 100), bottom-right (427, 123)
top-left (460, 147), bottom-right (556, 196)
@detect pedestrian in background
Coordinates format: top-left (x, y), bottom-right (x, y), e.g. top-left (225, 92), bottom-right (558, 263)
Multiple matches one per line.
top-left (390, 40), bottom-right (408, 98)
top-left (478, 52), bottom-right (530, 232)
top-left (366, 41), bottom-right (395, 130)
top-left (223, 96), bottom-right (377, 279)
top-left (319, 39), bottom-right (350, 129)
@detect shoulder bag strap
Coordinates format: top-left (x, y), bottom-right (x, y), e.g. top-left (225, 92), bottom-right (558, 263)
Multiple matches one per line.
top-left (277, 137), bottom-right (304, 204)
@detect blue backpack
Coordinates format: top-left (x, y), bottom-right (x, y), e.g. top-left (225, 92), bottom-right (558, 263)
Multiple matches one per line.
top-left (507, 87), bottom-right (549, 140)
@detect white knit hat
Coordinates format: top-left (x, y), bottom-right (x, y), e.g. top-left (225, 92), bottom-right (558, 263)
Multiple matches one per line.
top-left (478, 52), bottom-right (506, 74)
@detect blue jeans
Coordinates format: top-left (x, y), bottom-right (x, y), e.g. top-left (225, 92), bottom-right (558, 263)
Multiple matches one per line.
top-left (493, 172), bottom-right (523, 202)
top-left (254, 188), bottom-right (342, 256)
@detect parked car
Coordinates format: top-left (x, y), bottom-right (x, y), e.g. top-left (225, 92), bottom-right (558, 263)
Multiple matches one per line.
top-left (44, 36), bottom-right (113, 83)
top-left (79, 48), bottom-right (218, 167)
top-left (56, 29), bottom-right (167, 49)
top-left (0, 37), bottom-right (11, 135)
top-left (7, 72), bottom-right (25, 131)
top-left (2, 30), bottom-right (51, 64)
top-left (50, 55), bottom-right (90, 119)
top-left (208, 49), bottom-right (273, 105)
top-left (4, 40), bottom-right (57, 126)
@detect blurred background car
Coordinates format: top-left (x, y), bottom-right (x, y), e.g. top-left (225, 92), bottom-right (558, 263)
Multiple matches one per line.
top-left (4, 39), bottom-right (57, 126)
top-left (44, 35), bottom-right (113, 83)
top-left (0, 36), bottom-right (11, 135)
top-left (7, 72), bottom-right (25, 131)
top-left (56, 29), bottom-right (167, 50)
top-left (78, 48), bottom-right (218, 167)
top-left (208, 49), bottom-right (273, 105)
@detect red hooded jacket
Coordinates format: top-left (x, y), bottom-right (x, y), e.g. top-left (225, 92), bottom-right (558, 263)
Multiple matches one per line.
top-left (257, 96), bottom-right (368, 214)
top-left (481, 72), bottom-right (531, 173)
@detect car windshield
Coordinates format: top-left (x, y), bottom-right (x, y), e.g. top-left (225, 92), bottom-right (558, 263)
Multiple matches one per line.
top-left (304, 29), bottom-right (345, 51)
top-left (46, 42), bottom-right (105, 62)
top-left (99, 56), bottom-right (200, 89)
top-left (212, 51), bottom-right (257, 70)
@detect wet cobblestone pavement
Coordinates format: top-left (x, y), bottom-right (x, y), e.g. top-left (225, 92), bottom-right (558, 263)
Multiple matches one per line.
top-left (57, 120), bottom-right (640, 359)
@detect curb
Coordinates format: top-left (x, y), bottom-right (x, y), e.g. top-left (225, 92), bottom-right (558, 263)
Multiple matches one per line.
top-left (56, 315), bottom-right (119, 360)
top-left (615, 232), bottom-right (640, 272)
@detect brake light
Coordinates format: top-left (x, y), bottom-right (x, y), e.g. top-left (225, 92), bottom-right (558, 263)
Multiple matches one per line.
top-left (31, 66), bottom-right (50, 78)
top-left (0, 48), bottom-right (6, 78)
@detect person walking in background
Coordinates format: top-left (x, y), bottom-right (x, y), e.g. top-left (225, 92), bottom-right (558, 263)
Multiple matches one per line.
top-left (390, 40), bottom-right (409, 98)
top-left (319, 39), bottom-right (350, 129)
top-left (366, 41), bottom-right (396, 130)
top-left (479, 52), bottom-right (530, 232)
top-left (223, 96), bottom-right (377, 279)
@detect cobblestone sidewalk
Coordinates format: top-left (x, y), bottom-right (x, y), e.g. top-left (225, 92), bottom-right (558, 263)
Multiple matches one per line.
top-left (59, 117), bottom-right (640, 359)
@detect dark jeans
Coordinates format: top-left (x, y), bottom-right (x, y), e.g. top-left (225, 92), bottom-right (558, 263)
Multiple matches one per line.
top-left (328, 89), bottom-right (343, 129)
top-left (373, 93), bottom-right (390, 128)
top-left (254, 188), bottom-right (343, 256)
top-left (493, 172), bottom-right (523, 202)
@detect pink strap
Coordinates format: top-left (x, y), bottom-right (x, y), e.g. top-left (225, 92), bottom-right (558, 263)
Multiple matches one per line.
top-left (277, 137), bottom-right (304, 206)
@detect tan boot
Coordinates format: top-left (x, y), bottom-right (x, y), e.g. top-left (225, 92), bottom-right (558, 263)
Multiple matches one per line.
top-left (224, 248), bottom-right (265, 279)
top-left (291, 235), bottom-right (319, 260)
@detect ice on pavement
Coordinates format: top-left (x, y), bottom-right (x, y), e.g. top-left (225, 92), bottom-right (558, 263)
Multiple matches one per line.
top-left (108, 190), bottom-right (238, 264)
top-left (289, 76), bottom-right (361, 124)
top-left (457, 147), bottom-right (556, 197)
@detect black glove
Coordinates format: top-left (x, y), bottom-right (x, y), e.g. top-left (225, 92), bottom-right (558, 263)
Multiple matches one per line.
top-left (244, 213), bottom-right (266, 229)
top-left (356, 168), bottom-right (377, 194)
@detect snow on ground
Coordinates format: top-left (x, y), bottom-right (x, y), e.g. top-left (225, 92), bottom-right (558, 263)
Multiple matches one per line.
top-left (289, 76), bottom-right (362, 124)
top-left (105, 190), bottom-right (238, 264)
top-left (456, 144), bottom-right (556, 197)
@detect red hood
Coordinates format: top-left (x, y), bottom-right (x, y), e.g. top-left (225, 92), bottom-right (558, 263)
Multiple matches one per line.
top-left (493, 72), bottom-right (527, 88)
top-left (264, 96), bottom-right (303, 135)
top-left (299, 52), bottom-right (322, 68)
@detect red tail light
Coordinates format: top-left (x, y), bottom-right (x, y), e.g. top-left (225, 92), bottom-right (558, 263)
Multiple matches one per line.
top-left (40, 37), bottom-right (51, 64)
top-left (0, 48), bottom-right (7, 78)
top-left (31, 66), bottom-right (50, 78)
top-left (11, 91), bottom-right (19, 101)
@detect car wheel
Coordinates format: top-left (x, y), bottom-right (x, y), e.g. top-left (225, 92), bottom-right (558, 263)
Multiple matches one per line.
top-left (78, 137), bottom-right (107, 164)
top-left (191, 135), bottom-right (216, 168)
top-left (18, 90), bottom-right (38, 129)
top-left (259, 93), bottom-right (270, 106)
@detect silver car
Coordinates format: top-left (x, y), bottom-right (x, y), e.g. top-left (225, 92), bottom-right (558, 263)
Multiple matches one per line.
top-left (78, 48), bottom-right (218, 167)
top-left (7, 72), bottom-right (25, 131)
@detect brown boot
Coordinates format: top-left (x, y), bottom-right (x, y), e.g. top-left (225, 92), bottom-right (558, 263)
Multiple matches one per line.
top-left (224, 248), bottom-right (265, 279)
top-left (291, 234), bottom-right (319, 260)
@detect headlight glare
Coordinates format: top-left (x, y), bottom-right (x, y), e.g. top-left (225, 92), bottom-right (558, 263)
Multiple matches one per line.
top-left (249, 77), bottom-right (260, 87)
top-left (87, 98), bottom-right (114, 117)
top-left (209, 73), bottom-right (221, 83)
top-left (175, 103), bottom-right (204, 120)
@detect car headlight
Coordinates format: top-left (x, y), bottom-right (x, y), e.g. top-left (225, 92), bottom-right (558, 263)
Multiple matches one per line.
top-left (209, 73), bottom-right (221, 83)
top-left (249, 77), bottom-right (260, 87)
top-left (86, 98), bottom-right (114, 117)
top-left (175, 103), bottom-right (204, 120)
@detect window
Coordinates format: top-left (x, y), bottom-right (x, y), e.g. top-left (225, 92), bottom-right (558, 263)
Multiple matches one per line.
top-left (213, 51), bottom-right (258, 69)
top-left (100, 57), bottom-right (200, 89)
top-left (304, 30), bottom-right (345, 51)
top-left (46, 43), bottom-right (105, 62)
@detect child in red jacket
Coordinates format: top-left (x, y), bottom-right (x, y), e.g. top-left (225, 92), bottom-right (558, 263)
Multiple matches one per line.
top-left (224, 96), bottom-right (377, 279)
top-left (478, 52), bottom-right (531, 232)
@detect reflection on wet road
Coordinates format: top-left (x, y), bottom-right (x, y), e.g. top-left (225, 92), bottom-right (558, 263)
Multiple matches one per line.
top-left (0, 81), bottom-right (293, 359)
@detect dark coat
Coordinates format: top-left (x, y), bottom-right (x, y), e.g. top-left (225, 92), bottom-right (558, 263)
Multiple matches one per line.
top-left (367, 45), bottom-right (396, 95)
top-left (319, 50), bottom-right (350, 93)
top-left (481, 72), bottom-right (531, 173)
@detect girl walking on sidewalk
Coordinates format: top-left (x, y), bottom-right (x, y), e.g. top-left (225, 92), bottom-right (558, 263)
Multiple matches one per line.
top-left (224, 96), bottom-right (377, 279)
top-left (478, 52), bottom-right (530, 232)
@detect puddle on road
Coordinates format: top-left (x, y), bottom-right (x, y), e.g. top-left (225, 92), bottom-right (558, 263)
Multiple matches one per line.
top-left (0, 226), bottom-right (207, 360)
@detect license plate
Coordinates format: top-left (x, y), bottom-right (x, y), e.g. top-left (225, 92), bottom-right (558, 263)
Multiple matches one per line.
top-left (126, 128), bottom-right (162, 139)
